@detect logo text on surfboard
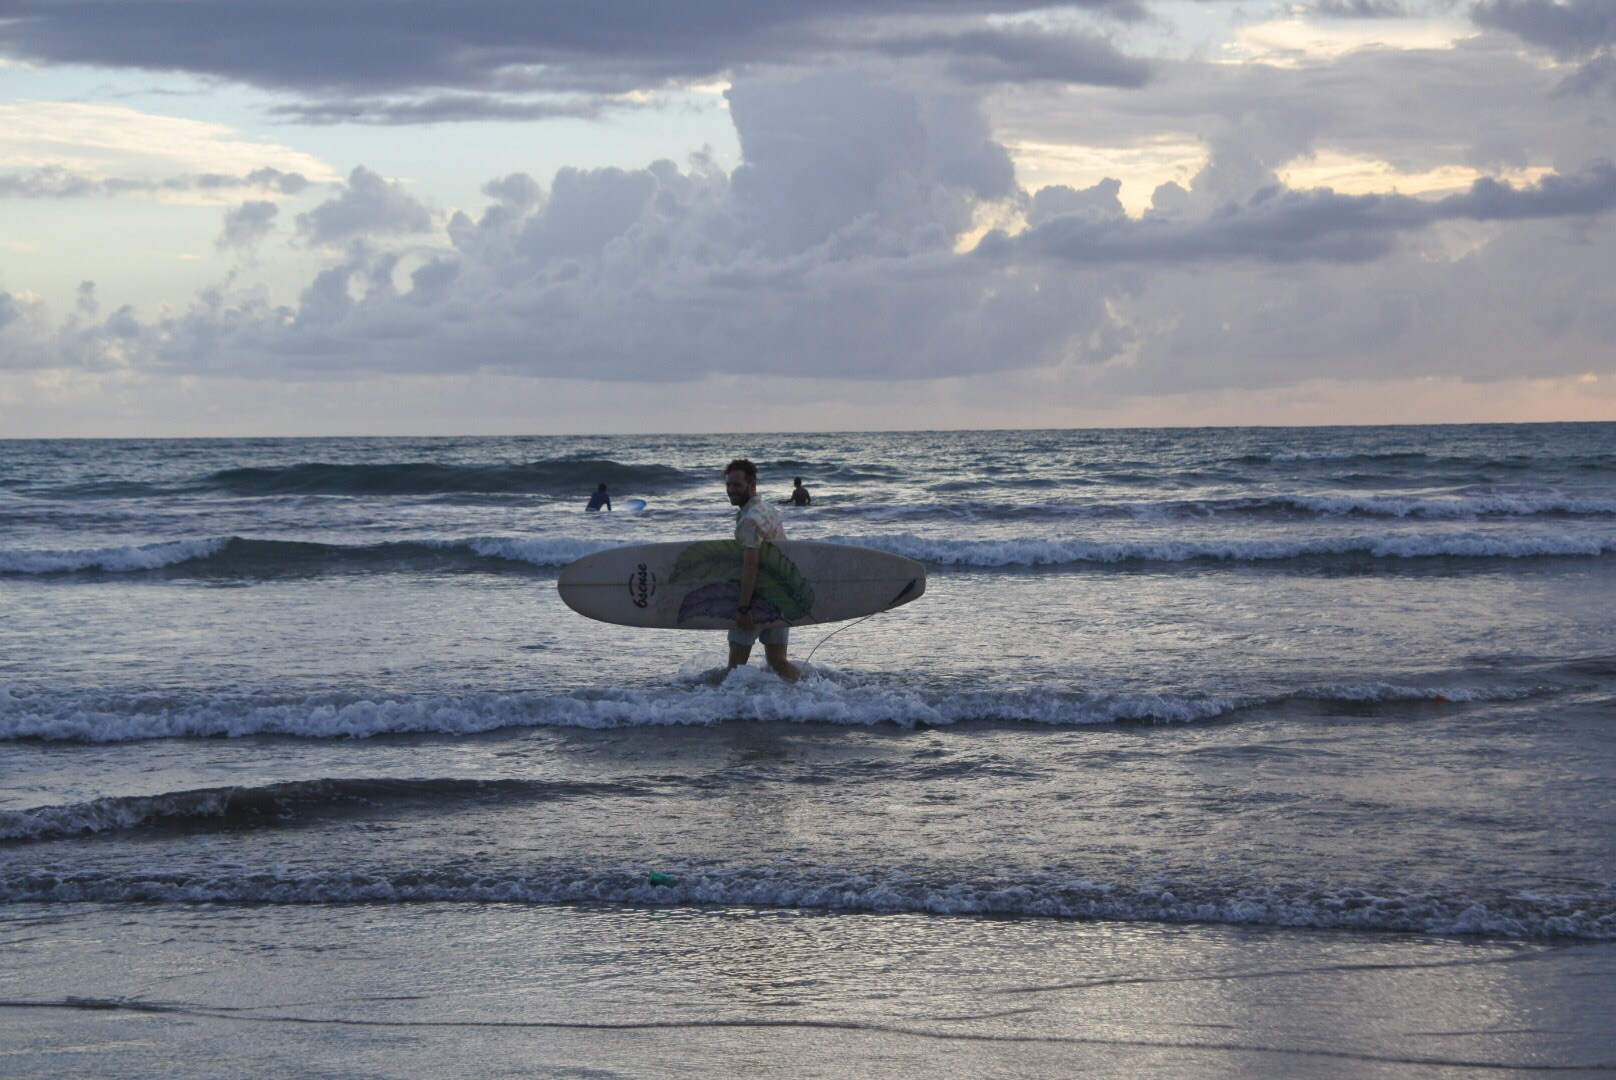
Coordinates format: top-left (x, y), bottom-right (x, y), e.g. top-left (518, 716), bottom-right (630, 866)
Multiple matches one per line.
top-left (628, 563), bottom-right (657, 608)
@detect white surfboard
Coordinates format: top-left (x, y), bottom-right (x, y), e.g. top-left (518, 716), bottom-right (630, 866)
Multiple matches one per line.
top-left (558, 540), bottom-right (926, 629)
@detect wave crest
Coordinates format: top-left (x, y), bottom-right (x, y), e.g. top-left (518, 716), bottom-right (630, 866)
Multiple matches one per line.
top-left (0, 678), bottom-right (1545, 744)
top-left (833, 531), bottom-right (1616, 567)
top-left (1, 861), bottom-right (1607, 940)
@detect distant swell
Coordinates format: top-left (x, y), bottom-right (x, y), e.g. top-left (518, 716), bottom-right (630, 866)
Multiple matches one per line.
top-left (2, 861), bottom-right (1608, 941)
top-left (0, 679), bottom-right (1544, 743)
top-left (199, 459), bottom-right (694, 496)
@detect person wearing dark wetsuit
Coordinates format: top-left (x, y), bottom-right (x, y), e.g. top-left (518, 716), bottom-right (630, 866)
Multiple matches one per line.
top-left (586, 484), bottom-right (611, 511)
top-left (789, 477), bottom-right (811, 507)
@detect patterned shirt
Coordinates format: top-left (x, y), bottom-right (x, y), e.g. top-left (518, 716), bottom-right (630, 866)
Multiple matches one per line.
top-left (734, 495), bottom-right (785, 549)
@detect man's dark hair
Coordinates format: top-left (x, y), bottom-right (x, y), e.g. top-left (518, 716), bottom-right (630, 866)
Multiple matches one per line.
top-left (725, 458), bottom-right (757, 481)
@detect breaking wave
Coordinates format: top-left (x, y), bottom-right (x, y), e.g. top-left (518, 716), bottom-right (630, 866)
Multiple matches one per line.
top-left (0, 536), bottom-right (614, 576)
top-left (0, 678), bottom-right (1544, 744)
top-left (2, 860), bottom-right (1608, 941)
top-left (1, 777), bottom-right (639, 843)
top-left (6, 526), bottom-right (1615, 579)
top-left (834, 531), bottom-right (1616, 567)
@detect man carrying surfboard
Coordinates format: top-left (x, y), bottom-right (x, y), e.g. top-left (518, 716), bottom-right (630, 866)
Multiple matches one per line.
top-left (725, 458), bottom-right (802, 682)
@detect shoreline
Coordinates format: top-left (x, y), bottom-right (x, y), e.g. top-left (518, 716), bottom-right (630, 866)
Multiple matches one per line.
top-left (5, 902), bottom-right (1614, 1078)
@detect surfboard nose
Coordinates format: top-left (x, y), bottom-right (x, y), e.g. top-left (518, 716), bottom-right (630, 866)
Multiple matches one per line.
top-left (886, 575), bottom-right (925, 609)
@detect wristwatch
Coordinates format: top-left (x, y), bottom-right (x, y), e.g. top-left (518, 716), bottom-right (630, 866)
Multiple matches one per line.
top-left (738, 603), bottom-right (752, 612)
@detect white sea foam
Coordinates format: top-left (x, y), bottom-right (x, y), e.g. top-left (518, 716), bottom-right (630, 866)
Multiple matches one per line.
top-left (1279, 493), bottom-right (1616, 519)
top-left (2, 862), bottom-right (1608, 940)
top-left (830, 531), bottom-right (1616, 567)
top-left (457, 536), bottom-right (617, 566)
top-left (0, 537), bottom-right (229, 574)
top-left (0, 676), bottom-right (1546, 744)
top-left (5, 527), bottom-right (1609, 577)
top-left (1269, 450), bottom-right (1364, 462)
top-left (0, 791), bottom-right (231, 842)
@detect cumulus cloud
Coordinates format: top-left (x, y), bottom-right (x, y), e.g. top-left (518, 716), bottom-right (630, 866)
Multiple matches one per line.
top-left (295, 166), bottom-right (434, 245)
top-left (1027, 179), bottom-right (1126, 226)
top-left (12, 57), bottom-right (1615, 401)
top-left (218, 201), bottom-right (280, 249)
top-left (0, 166), bottom-right (310, 200)
top-left (992, 29), bottom-right (1612, 217)
top-left (8, 2), bottom-right (1616, 424)
top-left (1005, 161), bottom-right (1616, 265)
top-left (728, 73), bottom-right (1016, 253)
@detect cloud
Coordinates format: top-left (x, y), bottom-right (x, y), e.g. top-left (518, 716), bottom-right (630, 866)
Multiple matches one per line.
top-left (218, 201), bottom-right (280, 249)
top-left (0, 102), bottom-right (336, 182)
top-left (8, 74), bottom-right (1103, 382)
top-left (1473, 0), bottom-right (1616, 100)
top-left (270, 94), bottom-right (618, 126)
top-left (8, 15), bottom-right (1616, 427)
top-left (1471, 0), bottom-right (1616, 60)
top-left (1552, 53), bottom-right (1616, 97)
top-left (0, 0), bottom-right (1149, 119)
top-left (1006, 161), bottom-right (1616, 265)
top-left (1310, 0), bottom-right (1411, 16)
top-left (15, 55), bottom-right (1616, 402)
top-left (295, 167), bottom-right (435, 245)
top-left (727, 72), bottom-right (1017, 253)
top-left (0, 165), bottom-right (311, 200)
top-left (868, 26), bottom-right (1151, 87)
top-left (1026, 178), bottom-right (1126, 226)
top-left (989, 28), bottom-right (1611, 221)
top-left (0, 291), bottom-right (22, 333)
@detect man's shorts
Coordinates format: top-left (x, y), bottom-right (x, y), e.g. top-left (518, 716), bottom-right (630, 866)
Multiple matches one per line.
top-left (728, 626), bottom-right (790, 648)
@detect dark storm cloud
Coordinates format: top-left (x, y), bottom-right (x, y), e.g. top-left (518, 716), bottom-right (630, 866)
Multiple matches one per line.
top-left (1553, 53), bottom-right (1616, 97)
top-left (0, 0), bottom-right (1148, 106)
top-left (870, 27), bottom-right (1151, 87)
top-left (1311, 0), bottom-right (1410, 16)
top-left (1007, 161), bottom-right (1616, 265)
top-left (0, 166), bottom-right (311, 199)
top-left (1471, 0), bottom-right (1616, 59)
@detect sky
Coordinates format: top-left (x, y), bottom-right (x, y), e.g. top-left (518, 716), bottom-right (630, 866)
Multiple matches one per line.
top-left (2, 0), bottom-right (1614, 436)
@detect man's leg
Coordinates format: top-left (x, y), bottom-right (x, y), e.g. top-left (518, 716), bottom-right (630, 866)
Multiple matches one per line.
top-left (763, 643), bottom-right (801, 683)
top-left (728, 641), bottom-right (753, 670)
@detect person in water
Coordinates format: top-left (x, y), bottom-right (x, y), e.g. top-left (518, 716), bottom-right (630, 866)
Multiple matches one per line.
top-left (725, 458), bottom-right (801, 682)
top-left (789, 477), bottom-right (812, 507)
top-left (586, 483), bottom-right (611, 511)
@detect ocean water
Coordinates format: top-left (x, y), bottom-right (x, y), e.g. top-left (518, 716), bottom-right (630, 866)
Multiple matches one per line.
top-left (3, 424), bottom-right (1616, 1075)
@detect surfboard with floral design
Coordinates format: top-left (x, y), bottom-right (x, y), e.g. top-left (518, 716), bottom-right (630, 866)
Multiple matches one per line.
top-left (558, 540), bottom-right (924, 630)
